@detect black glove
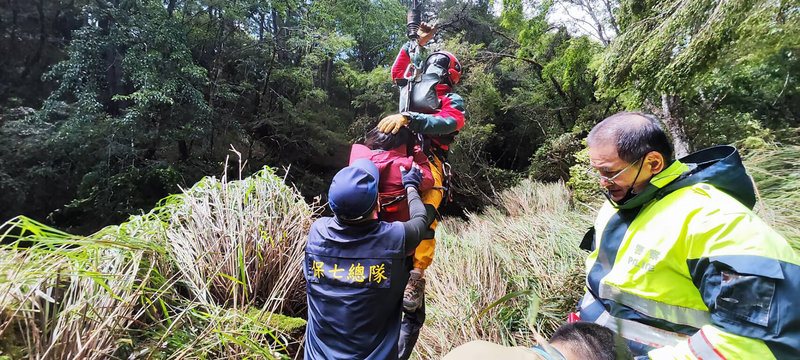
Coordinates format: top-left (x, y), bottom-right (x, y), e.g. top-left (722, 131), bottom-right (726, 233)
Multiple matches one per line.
top-left (400, 165), bottom-right (422, 189)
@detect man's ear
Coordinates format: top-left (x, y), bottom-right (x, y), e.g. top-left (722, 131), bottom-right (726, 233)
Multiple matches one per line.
top-left (646, 151), bottom-right (665, 174)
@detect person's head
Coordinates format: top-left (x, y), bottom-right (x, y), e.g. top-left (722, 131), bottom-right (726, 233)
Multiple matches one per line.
top-left (423, 51), bottom-right (461, 87)
top-left (586, 112), bottom-right (673, 203)
top-left (547, 322), bottom-right (633, 360)
top-left (365, 126), bottom-right (415, 154)
top-left (328, 158), bottom-right (379, 222)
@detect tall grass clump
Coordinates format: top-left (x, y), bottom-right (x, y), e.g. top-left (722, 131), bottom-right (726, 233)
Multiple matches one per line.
top-left (0, 217), bottom-right (158, 359)
top-left (743, 144), bottom-right (800, 250)
top-left (415, 180), bottom-right (592, 358)
top-left (160, 164), bottom-right (313, 313)
top-left (0, 158), bottom-right (316, 359)
top-left (148, 163), bottom-right (315, 358)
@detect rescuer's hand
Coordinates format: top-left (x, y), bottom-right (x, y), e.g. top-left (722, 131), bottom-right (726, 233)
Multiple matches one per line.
top-left (400, 163), bottom-right (422, 189)
top-left (377, 114), bottom-right (409, 134)
top-left (417, 22), bottom-right (438, 47)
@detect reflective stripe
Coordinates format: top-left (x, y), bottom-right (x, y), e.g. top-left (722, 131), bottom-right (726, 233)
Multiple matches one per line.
top-left (595, 310), bottom-right (689, 348)
top-left (582, 291), bottom-right (689, 348)
top-left (688, 330), bottom-right (727, 360)
top-left (599, 283), bottom-right (712, 329)
top-left (579, 291), bottom-right (595, 310)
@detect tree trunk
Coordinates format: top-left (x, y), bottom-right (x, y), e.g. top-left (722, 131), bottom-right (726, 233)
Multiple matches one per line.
top-left (603, 0), bottom-right (620, 36)
top-left (100, 0), bottom-right (121, 115)
top-left (324, 57), bottom-right (332, 91)
top-left (19, 0), bottom-right (47, 80)
top-left (178, 139), bottom-right (189, 160)
top-left (167, 0), bottom-right (176, 17)
top-left (258, 12), bottom-right (265, 41)
top-left (660, 93), bottom-right (691, 158)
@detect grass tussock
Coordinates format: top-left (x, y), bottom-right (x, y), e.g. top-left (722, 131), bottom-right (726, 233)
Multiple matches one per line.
top-left (0, 217), bottom-right (155, 359)
top-left (0, 161), bottom-right (316, 359)
top-left (162, 165), bottom-right (313, 313)
top-left (744, 145), bottom-right (800, 249)
top-left (415, 180), bottom-right (592, 359)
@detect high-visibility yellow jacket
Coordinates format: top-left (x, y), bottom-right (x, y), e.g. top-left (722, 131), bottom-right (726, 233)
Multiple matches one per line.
top-left (579, 146), bottom-right (800, 360)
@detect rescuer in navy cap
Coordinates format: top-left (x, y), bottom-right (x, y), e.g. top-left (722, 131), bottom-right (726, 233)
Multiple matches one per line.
top-left (304, 159), bottom-right (428, 360)
top-left (328, 158), bottom-right (382, 221)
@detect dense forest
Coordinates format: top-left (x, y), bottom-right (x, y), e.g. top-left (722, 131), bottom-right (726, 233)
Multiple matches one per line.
top-left (1, 0), bottom-right (798, 234)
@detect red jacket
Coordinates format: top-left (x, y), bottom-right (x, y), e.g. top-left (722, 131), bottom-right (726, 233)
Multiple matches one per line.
top-left (349, 143), bottom-right (434, 222)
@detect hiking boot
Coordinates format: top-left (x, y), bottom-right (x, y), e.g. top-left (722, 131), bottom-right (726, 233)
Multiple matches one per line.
top-left (403, 270), bottom-right (425, 312)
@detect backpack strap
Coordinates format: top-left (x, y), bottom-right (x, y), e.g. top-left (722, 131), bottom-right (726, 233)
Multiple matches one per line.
top-left (422, 141), bottom-right (455, 204)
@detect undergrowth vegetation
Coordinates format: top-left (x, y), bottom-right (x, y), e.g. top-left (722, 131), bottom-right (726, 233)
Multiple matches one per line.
top-left (0, 164), bottom-right (315, 359)
top-left (2, 144), bottom-right (799, 359)
top-left (744, 144), bottom-right (800, 250)
top-left (415, 180), bottom-right (592, 358)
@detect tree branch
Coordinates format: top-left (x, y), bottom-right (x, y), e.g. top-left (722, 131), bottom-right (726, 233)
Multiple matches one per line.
top-left (549, 76), bottom-right (569, 103)
top-left (477, 51), bottom-right (543, 72)
top-left (602, 0), bottom-right (620, 35)
top-left (773, 73), bottom-right (790, 106)
top-left (489, 26), bottom-right (520, 47)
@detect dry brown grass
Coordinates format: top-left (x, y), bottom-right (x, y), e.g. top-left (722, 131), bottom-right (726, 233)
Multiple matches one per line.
top-left (161, 164), bottom-right (313, 315)
top-left (0, 156), bottom-right (315, 359)
top-left (0, 217), bottom-right (156, 359)
top-left (744, 145), bottom-right (800, 248)
top-left (415, 180), bottom-right (592, 359)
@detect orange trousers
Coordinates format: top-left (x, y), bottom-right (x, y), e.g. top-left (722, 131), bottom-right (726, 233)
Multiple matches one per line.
top-left (414, 153), bottom-right (444, 270)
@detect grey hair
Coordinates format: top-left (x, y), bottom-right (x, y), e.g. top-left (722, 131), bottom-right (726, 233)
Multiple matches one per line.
top-left (587, 111), bottom-right (673, 163)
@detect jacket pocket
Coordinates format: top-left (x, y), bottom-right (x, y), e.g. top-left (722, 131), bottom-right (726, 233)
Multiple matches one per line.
top-left (712, 256), bottom-right (783, 328)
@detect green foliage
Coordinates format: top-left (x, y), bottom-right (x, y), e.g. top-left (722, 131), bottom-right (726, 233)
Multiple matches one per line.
top-left (260, 311), bottom-right (308, 333)
top-left (529, 132), bottom-right (583, 181)
top-left (600, 0), bottom-right (752, 95)
top-left (542, 36), bottom-right (602, 94)
top-left (3, 2), bottom-right (799, 357)
top-left (344, 65), bottom-right (397, 135)
top-left (684, 110), bottom-right (774, 150)
top-left (598, 0), bottom-right (799, 150)
top-left (314, 0), bottom-right (405, 71)
top-left (447, 42), bottom-right (519, 208)
top-left (484, 2), bottom-right (612, 181)
top-left (515, 1), bottom-right (552, 51)
top-left (3, 0), bottom-right (371, 231)
top-left (499, 0), bottom-right (526, 32)
top-left (4, 0), bottom-right (613, 229)
top-left (566, 145), bottom-right (605, 205)
top-left (463, 62), bottom-right (503, 124)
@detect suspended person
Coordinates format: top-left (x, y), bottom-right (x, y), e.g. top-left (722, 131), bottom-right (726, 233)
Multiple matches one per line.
top-left (378, 20), bottom-right (466, 360)
top-left (303, 159), bottom-right (427, 360)
top-left (577, 112), bottom-right (800, 359)
top-left (349, 126), bottom-right (435, 222)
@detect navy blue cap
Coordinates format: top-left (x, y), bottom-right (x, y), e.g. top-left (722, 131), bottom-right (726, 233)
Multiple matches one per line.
top-left (328, 158), bottom-right (380, 221)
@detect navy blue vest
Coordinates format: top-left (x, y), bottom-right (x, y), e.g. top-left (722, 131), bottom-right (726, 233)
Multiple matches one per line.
top-left (304, 217), bottom-right (408, 360)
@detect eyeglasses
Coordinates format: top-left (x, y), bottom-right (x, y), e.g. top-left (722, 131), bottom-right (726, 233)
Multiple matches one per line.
top-left (586, 158), bottom-right (642, 185)
top-left (530, 344), bottom-right (567, 360)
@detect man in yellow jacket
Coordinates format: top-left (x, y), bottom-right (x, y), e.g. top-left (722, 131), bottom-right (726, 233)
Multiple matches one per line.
top-left (578, 111), bottom-right (800, 359)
